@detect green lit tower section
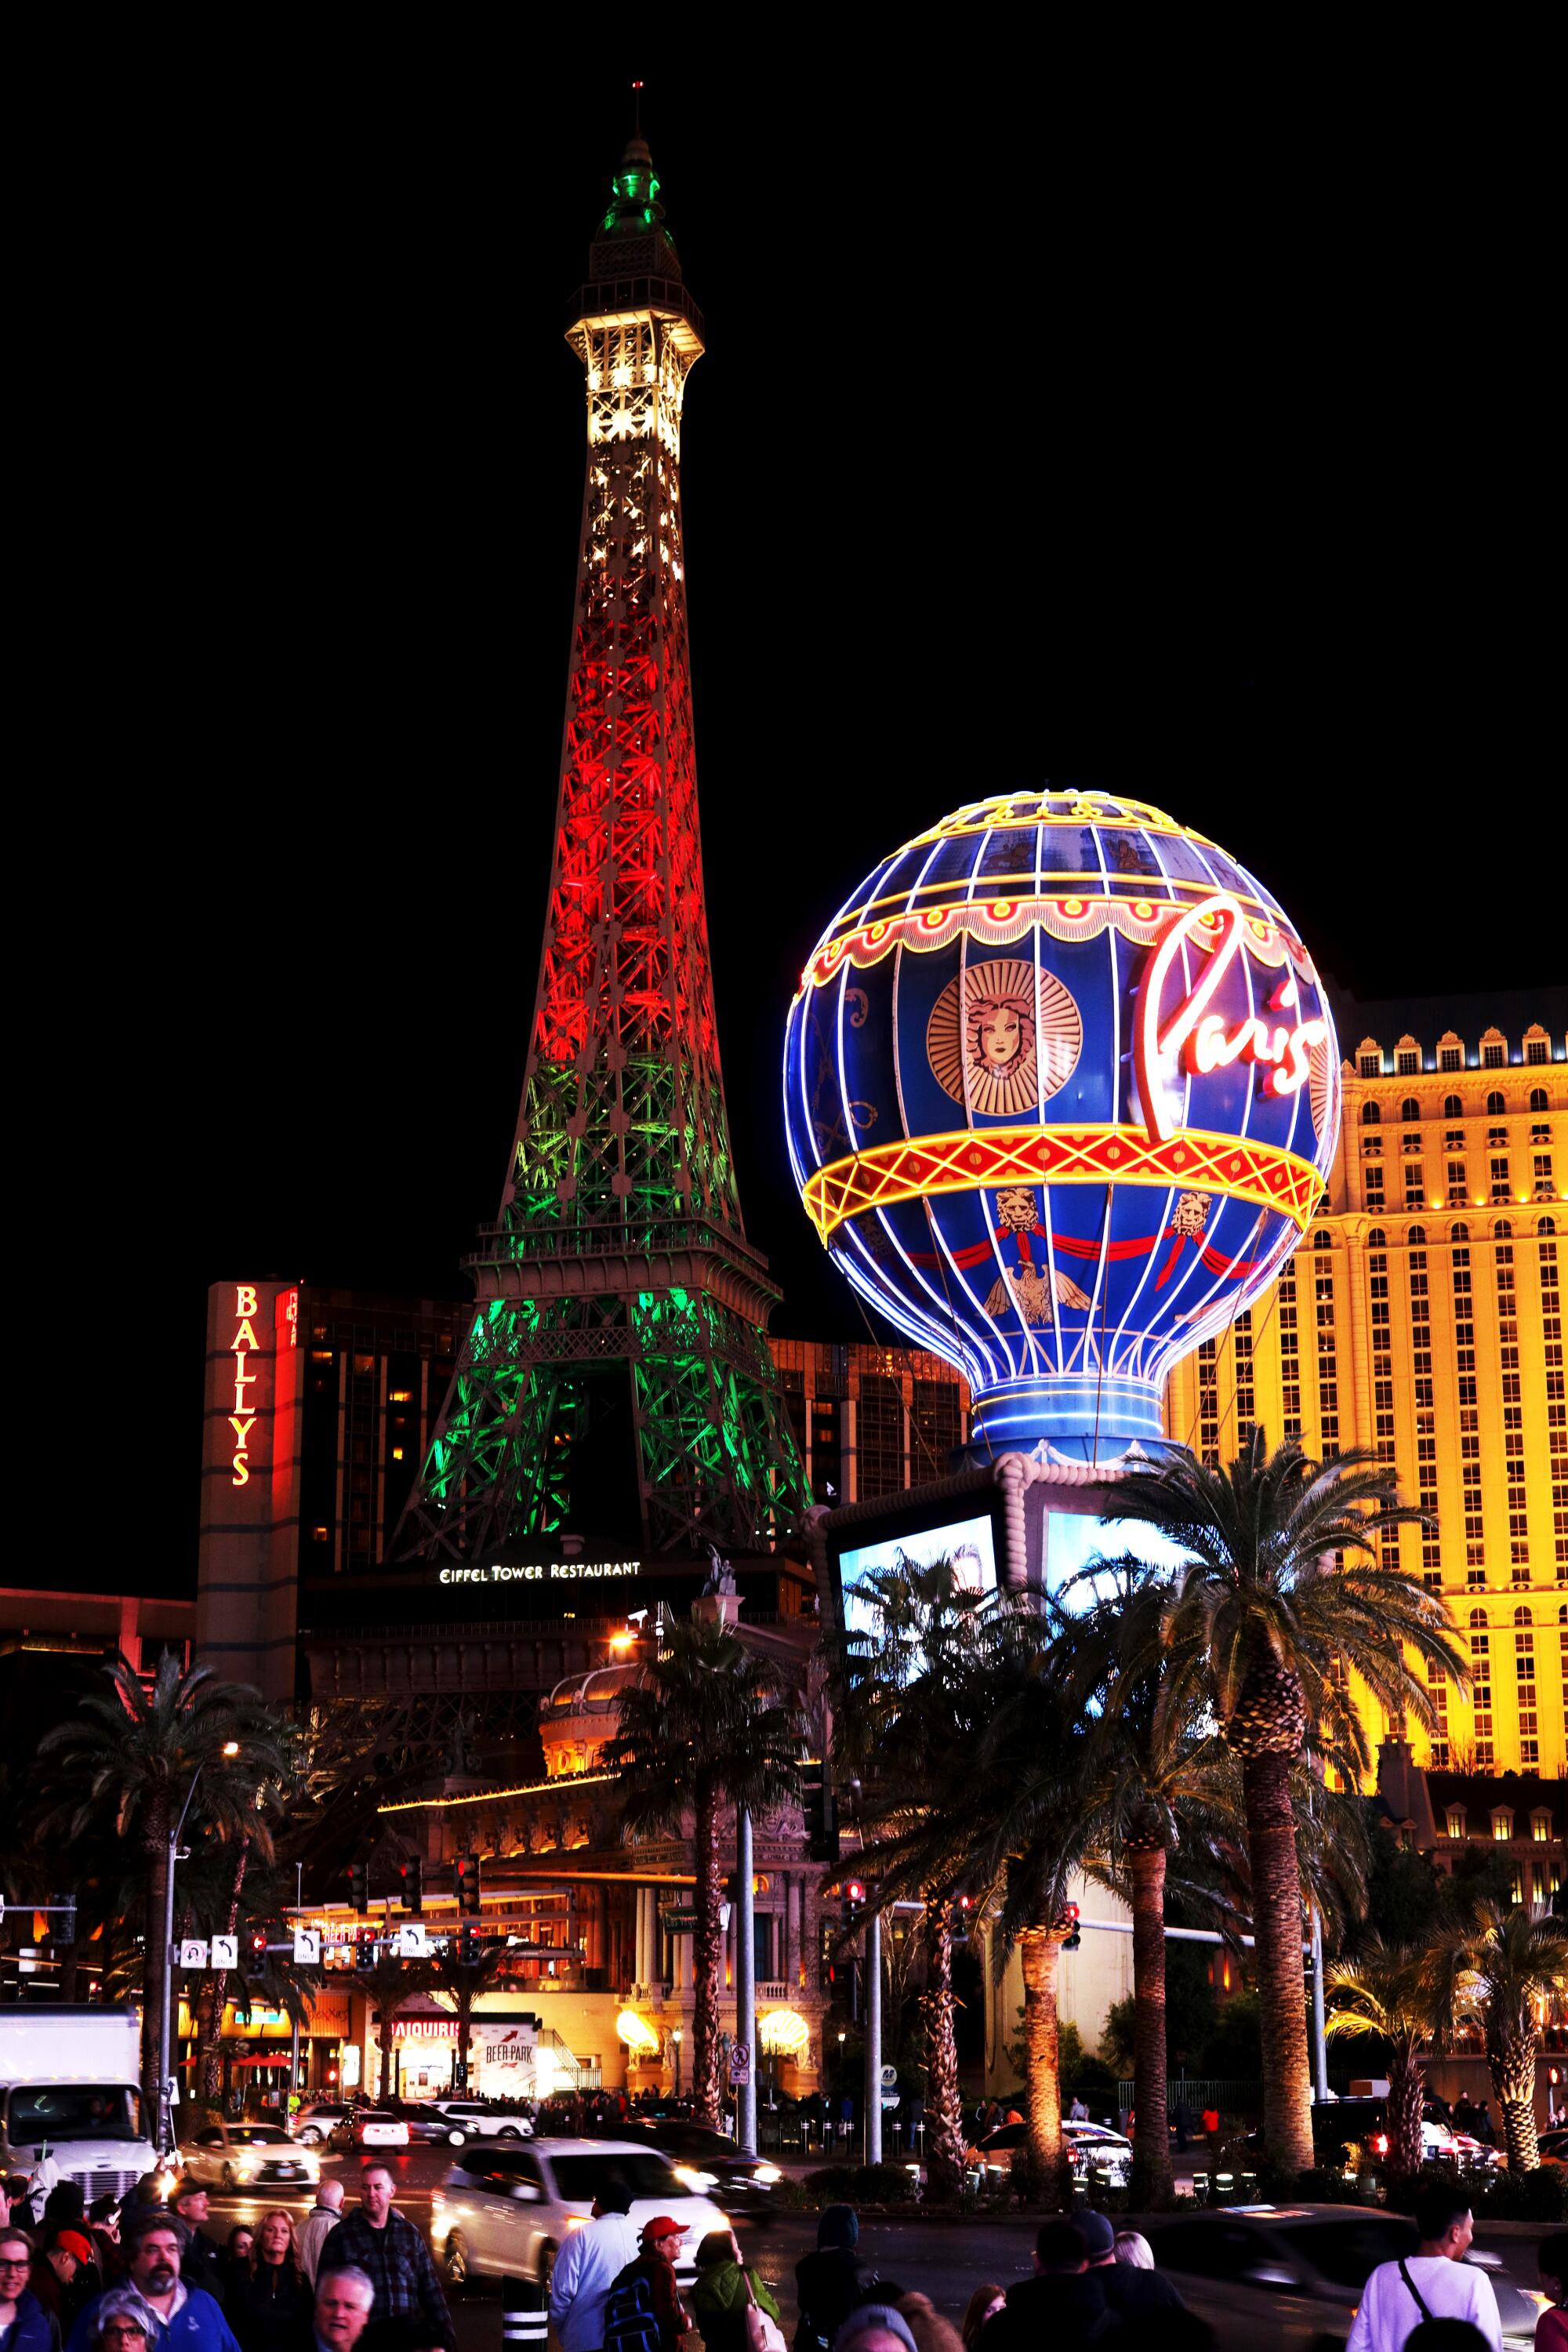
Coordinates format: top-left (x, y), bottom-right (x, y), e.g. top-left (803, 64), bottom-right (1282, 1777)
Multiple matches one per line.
top-left (390, 132), bottom-right (804, 1563)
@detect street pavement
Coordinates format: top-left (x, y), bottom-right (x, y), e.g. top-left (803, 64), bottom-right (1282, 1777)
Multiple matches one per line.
top-left (201, 2143), bottom-right (1557, 2350)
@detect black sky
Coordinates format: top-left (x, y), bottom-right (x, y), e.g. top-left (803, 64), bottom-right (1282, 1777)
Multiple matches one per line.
top-left (25, 48), bottom-right (1558, 1583)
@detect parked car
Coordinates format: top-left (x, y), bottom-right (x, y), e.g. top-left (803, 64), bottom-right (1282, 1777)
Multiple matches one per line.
top-left (347, 2109), bottom-right (410, 2148)
top-left (429, 2138), bottom-right (730, 2292)
top-left (622, 2117), bottom-right (782, 2218)
top-left (1146, 2203), bottom-right (1537, 2346)
top-left (180, 2122), bottom-right (320, 2192)
top-left (430, 2099), bottom-right (533, 2143)
top-left (293, 2102), bottom-right (354, 2147)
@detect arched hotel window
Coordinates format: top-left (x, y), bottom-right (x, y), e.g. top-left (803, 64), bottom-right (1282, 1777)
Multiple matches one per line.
top-left (1367, 1228), bottom-right (1387, 1247)
top-left (1444, 1095), bottom-right (1463, 1120)
top-left (1408, 1224), bottom-right (1427, 1243)
top-left (1450, 1222), bottom-right (1469, 1241)
top-left (1531, 1088), bottom-right (1549, 1113)
top-left (1362, 1102), bottom-right (1381, 1126)
top-left (1486, 1090), bottom-right (1507, 1116)
top-left (1495, 1219), bottom-right (1512, 1238)
top-left (1541, 1215), bottom-right (1558, 1236)
top-left (1401, 1098), bottom-right (1421, 1122)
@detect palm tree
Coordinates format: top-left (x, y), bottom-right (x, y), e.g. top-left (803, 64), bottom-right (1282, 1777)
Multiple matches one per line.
top-left (38, 1655), bottom-right (291, 2111)
top-left (350, 1949), bottom-right (437, 2102)
top-left (959, 1608), bottom-right (1099, 2205)
top-left (1325, 1939), bottom-right (1446, 2177)
top-left (835, 1553), bottom-right (1002, 2202)
top-left (435, 1936), bottom-right (517, 2092)
top-left (604, 1620), bottom-right (803, 2129)
top-left (1108, 1431), bottom-right (1460, 2176)
top-left (1431, 1903), bottom-right (1568, 2171)
top-left (1066, 1570), bottom-right (1240, 2208)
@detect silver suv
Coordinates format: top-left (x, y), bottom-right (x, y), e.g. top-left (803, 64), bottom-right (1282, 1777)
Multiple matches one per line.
top-left (429, 2139), bottom-right (731, 2292)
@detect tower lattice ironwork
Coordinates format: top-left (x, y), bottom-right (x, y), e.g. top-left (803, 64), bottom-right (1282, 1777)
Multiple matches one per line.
top-left (391, 131), bottom-right (804, 1564)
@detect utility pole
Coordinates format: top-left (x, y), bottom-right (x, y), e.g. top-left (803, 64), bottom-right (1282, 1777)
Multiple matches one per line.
top-left (863, 1906), bottom-right (882, 2166)
top-left (1309, 1901), bottom-right (1330, 2102)
top-left (736, 1809), bottom-right (756, 2155)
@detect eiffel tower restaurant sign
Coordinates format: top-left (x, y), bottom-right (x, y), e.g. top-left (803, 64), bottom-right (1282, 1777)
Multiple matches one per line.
top-left (435, 1557), bottom-right (644, 1589)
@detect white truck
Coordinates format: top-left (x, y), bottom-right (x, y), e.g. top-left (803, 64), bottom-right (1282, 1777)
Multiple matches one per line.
top-left (0, 2006), bottom-right (162, 2205)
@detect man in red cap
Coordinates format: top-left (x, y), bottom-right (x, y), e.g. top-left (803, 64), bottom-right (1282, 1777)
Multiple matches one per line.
top-left (605, 2217), bottom-right (690, 2352)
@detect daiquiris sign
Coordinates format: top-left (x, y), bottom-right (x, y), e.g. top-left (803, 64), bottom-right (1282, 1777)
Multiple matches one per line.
top-left (435, 1558), bottom-right (642, 1588)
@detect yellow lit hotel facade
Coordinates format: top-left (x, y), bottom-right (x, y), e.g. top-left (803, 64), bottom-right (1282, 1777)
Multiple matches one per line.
top-left (1166, 1005), bottom-right (1566, 1778)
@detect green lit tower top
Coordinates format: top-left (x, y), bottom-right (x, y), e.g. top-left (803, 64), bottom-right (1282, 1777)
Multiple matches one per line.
top-left (388, 123), bottom-right (803, 1563)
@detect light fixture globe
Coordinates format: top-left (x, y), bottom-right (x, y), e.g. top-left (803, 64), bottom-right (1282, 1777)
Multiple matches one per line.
top-left (782, 790), bottom-right (1340, 1461)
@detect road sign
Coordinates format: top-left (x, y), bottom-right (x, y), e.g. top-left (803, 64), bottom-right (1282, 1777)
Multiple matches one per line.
top-left (210, 1934), bottom-right (238, 1969)
top-left (660, 1911), bottom-right (699, 1933)
top-left (880, 2063), bottom-right (898, 2088)
top-left (728, 2044), bottom-right (752, 2085)
top-left (180, 1940), bottom-right (209, 1969)
top-left (293, 1930), bottom-right (321, 1965)
top-left (393, 1925), bottom-right (429, 1958)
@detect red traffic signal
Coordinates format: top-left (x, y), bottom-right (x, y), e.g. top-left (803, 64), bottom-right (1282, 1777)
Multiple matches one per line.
top-left (846, 1880), bottom-right (866, 1905)
top-left (250, 1929), bottom-right (267, 1956)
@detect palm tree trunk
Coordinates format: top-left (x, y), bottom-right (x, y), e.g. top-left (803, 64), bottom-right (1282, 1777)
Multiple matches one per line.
top-left (1491, 2027), bottom-right (1541, 2170)
top-left (920, 1896), bottom-right (967, 2202)
top-left (1129, 1843), bottom-right (1173, 2206)
top-left (1020, 1926), bottom-right (1065, 2208)
top-left (1386, 2044), bottom-right (1425, 2180)
top-left (691, 1779), bottom-right (722, 2130)
top-left (143, 1822), bottom-right (171, 2117)
top-left (200, 1837), bottom-right (252, 2105)
top-left (1240, 1748), bottom-right (1313, 2176)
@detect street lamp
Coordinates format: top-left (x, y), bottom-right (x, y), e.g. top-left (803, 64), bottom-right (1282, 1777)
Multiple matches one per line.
top-left (158, 1740), bottom-right (242, 2155)
top-left (671, 2027), bottom-right (682, 2099)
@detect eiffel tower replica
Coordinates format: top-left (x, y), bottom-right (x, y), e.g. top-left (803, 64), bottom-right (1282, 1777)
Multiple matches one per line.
top-left (391, 127), bottom-right (804, 1566)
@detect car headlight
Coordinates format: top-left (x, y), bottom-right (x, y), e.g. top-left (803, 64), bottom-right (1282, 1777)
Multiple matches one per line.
top-left (753, 2165), bottom-right (781, 2186)
top-left (673, 2167), bottom-right (718, 2192)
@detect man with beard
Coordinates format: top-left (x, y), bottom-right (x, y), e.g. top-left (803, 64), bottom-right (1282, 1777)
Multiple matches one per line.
top-left (65, 2212), bottom-right (240, 2352)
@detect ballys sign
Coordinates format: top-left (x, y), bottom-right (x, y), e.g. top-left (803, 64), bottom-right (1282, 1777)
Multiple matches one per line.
top-left (1134, 891), bottom-right (1330, 1146)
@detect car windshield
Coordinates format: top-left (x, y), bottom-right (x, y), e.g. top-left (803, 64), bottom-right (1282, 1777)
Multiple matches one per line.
top-left (548, 2154), bottom-right (681, 2204)
top-left (230, 2127), bottom-right (291, 2144)
top-left (1276, 2218), bottom-right (1419, 2290)
top-left (5, 2085), bottom-right (142, 2143)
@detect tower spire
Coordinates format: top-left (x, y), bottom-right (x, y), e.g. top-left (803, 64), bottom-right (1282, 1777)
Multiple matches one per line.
top-left (389, 135), bottom-right (803, 1565)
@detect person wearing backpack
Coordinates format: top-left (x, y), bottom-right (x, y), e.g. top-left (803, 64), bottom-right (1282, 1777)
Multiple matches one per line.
top-left (793, 2207), bottom-right (877, 2352)
top-left (603, 2219), bottom-right (689, 2352)
top-left (548, 2185), bottom-right (640, 2352)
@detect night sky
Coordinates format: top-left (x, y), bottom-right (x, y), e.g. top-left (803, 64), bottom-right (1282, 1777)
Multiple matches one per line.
top-left (38, 56), bottom-right (1555, 1588)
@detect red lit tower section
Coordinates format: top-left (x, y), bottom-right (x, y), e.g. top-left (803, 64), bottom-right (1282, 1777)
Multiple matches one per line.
top-left (390, 133), bottom-right (803, 1563)
top-left (195, 1278), bottom-right (303, 1700)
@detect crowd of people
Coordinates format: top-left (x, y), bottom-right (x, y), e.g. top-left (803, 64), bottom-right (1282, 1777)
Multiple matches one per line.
top-left (0, 2158), bottom-right (452, 2352)
top-left (3, 2158), bottom-right (1566, 2352)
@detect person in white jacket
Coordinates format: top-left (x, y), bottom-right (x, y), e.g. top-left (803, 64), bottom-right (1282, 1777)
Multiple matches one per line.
top-left (548, 2184), bottom-right (641, 2352)
top-left (1346, 2181), bottom-right (1501, 2352)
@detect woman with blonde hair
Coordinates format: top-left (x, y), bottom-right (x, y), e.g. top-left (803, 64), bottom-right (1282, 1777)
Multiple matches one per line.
top-left (227, 2210), bottom-right (310, 2352)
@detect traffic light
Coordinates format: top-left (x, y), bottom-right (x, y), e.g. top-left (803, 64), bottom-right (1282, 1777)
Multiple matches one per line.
top-left (845, 1880), bottom-right (866, 1907)
top-left (800, 1759), bottom-right (840, 1864)
top-left (348, 1860), bottom-right (368, 1914)
top-left (1062, 1902), bottom-right (1081, 1953)
top-left (399, 1857), bottom-right (423, 1916)
top-left (459, 1925), bottom-right (477, 1965)
top-left (455, 1855), bottom-right (481, 1916)
top-left (354, 1928), bottom-right (376, 1968)
top-left (951, 1894), bottom-right (973, 1947)
top-left (251, 1929), bottom-right (268, 1958)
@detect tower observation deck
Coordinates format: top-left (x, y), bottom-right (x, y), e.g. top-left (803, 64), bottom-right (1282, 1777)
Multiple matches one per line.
top-left (390, 132), bottom-right (804, 1564)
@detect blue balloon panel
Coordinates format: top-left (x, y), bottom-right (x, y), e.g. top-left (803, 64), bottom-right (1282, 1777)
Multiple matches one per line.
top-left (782, 791), bottom-right (1340, 1461)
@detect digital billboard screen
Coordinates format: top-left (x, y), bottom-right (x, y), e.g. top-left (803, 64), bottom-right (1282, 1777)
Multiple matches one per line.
top-left (836, 1509), bottom-right (998, 1649)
